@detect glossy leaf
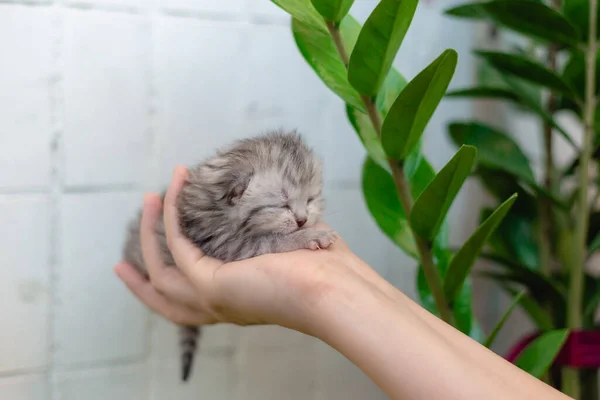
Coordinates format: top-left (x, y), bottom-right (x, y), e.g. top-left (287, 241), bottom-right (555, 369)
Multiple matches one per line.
top-left (403, 148), bottom-right (437, 197)
top-left (448, 121), bottom-right (535, 183)
top-left (446, 86), bottom-right (522, 104)
top-left (382, 49), bottom-right (457, 160)
top-left (417, 251), bottom-right (477, 338)
top-left (501, 285), bottom-right (554, 330)
top-left (377, 67), bottom-right (408, 116)
top-left (444, 194), bottom-right (518, 302)
top-left (584, 287), bottom-right (600, 326)
top-left (563, 0), bottom-right (600, 41)
top-left (590, 231), bottom-right (600, 255)
top-left (362, 156), bottom-right (417, 257)
top-left (292, 17), bottom-right (365, 111)
top-left (498, 74), bottom-right (576, 148)
top-left (271, 0), bottom-right (327, 32)
top-left (475, 51), bottom-right (576, 97)
top-left (310, 0), bottom-right (354, 22)
top-left (339, 13), bottom-right (362, 52)
top-left (362, 148), bottom-right (439, 258)
top-left (477, 252), bottom-right (555, 295)
top-left (475, 167), bottom-right (537, 216)
top-left (483, 209), bottom-right (539, 270)
top-left (479, 270), bottom-right (565, 309)
top-left (588, 211), bottom-right (600, 245)
top-left (453, 276), bottom-right (475, 336)
top-left (515, 329), bottom-right (570, 378)
top-left (445, 0), bottom-right (581, 47)
top-left (562, 51), bottom-right (600, 101)
top-left (346, 105), bottom-right (388, 170)
top-left (484, 290), bottom-right (525, 348)
top-left (411, 145), bottom-right (477, 240)
top-left (348, 0), bottom-right (418, 95)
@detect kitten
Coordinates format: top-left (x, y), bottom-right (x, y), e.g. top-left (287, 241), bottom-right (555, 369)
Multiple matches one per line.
top-left (122, 130), bottom-right (336, 382)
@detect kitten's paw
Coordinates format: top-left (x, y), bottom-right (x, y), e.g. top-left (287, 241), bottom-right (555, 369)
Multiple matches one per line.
top-left (307, 230), bottom-right (337, 250)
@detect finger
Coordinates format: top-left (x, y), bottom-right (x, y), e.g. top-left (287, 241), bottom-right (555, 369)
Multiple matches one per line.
top-left (140, 193), bottom-right (166, 279)
top-left (163, 166), bottom-right (204, 271)
top-left (151, 266), bottom-right (209, 307)
top-left (139, 193), bottom-right (203, 304)
top-left (114, 263), bottom-right (214, 326)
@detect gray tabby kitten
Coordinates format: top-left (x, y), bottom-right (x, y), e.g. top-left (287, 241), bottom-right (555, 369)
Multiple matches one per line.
top-left (122, 130), bottom-right (336, 382)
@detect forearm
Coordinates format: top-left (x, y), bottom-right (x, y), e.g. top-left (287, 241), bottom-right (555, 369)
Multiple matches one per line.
top-left (310, 276), bottom-right (570, 400)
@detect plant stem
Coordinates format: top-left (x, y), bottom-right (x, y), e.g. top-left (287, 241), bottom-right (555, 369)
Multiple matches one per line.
top-left (540, 38), bottom-right (559, 278)
top-left (564, 0), bottom-right (597, 397)
top-left (540, 3), bottom-right (560, 386)
top-left (326, 21), bottom-right (454, 325)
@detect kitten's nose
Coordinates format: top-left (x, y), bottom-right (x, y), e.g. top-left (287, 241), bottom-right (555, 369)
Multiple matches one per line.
top-left (296, 217), bottom-right (307, 228)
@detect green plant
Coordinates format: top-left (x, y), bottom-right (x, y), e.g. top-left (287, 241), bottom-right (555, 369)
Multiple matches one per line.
top-left (444, 0), bottom-right (600, 398)
top-left (271, 0), bottom-right (598, 398)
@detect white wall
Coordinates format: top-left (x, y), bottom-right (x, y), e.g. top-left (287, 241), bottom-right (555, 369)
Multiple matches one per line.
top-left (0, 0), bottom-right (475, 399)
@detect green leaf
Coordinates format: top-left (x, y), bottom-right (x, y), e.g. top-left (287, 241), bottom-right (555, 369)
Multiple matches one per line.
top-left (515, 329), bottom-right (570, 378)
top-left (339, 13), bottom-right (362, 52)
top-left (484, 290), bottom-right (526, 348)
top-left (479, 270), bottom-right (565, 308)
top-left (445, 0), bottom-right (581, 47)
top-left (377, 67), bottom-right (408, 117)
top-left (589, 232), bottom-right (600, 254)
top-left (361, 148), bottom-right (439, 258)
top-left (310, 0), bottom-right (354, 22)
top-left (475, 51), bottom-right (576, 98)
top-left (403, 149), bottom-right (437, 197)
top-left (500, 285), bottom-right (554, 330)
top-left (475, 167), bottom-right (538, 216)
top-left (562, 51), bottom-right (600, 100)
top-left (382, 49), bottom-right (458, 160)
top-left (292, 17), bottom-right (365, 111)
top-left (583, 275), bottom-right (600, 327)
top-left (584, 286), bottom-right (600, 326)
top-left (346, 105), bottom-right (388, 170)
top-left (498, 74), bottom-right (577, 148)
top-left (444, 194), bottom-right (518, 302)
top-left (563, 0), bottom-right (600, 41)
top-left (483, 209), bottom-right (539, 270)
top-left (446, 86), bottom-right (522, 104)
top-left (411, 145), bottom-right (477, 240)
top-left (362, 156), bottom-right (417, 257)
top-left (417, 250), bottom-right (476, 338)
top-left (348, 0), bottom-right (418, 95)
top-left (271, 0), bottom-right (327, 32)
top-left (448, 121), bottom-right (535, 183)
top-left (453, 276), bottom-right (475, 336)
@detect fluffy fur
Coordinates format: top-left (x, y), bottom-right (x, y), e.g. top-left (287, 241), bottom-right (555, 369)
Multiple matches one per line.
top-left (122, 130), bottom-right (336, 382)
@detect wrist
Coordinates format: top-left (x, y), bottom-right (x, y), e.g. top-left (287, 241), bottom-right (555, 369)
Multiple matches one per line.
top-left (304, 265), bottom-right (400, 343)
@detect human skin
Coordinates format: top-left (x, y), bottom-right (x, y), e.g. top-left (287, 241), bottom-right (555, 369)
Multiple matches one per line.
top-left (114, 166), bottom-right (571, 400)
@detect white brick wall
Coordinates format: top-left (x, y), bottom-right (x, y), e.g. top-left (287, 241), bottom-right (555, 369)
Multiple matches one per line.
top-left (0, 0), bottom-right (474, 399)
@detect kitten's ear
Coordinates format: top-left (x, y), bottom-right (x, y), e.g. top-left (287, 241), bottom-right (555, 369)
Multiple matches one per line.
top-left (226, 171), bottom-right (253, 204)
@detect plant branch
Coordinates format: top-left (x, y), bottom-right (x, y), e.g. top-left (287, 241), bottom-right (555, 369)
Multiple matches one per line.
top-left (564, 0), bottom-right (597, 397)
top-left (326, 21), bottom-right (453, 325)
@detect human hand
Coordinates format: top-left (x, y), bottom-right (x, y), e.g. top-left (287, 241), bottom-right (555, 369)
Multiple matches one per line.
top-left (114, 166), bottom-right (386, 335)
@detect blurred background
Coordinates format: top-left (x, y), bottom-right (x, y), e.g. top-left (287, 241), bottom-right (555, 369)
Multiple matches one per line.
top-left (0, 0), bottom-right (571, 399)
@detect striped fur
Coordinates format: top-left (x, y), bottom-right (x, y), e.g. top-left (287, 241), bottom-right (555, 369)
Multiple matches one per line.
top-left (122, 130), bottom-right (335, 382)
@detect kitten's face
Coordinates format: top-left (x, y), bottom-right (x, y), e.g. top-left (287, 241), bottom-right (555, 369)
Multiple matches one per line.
top-left (233, 169), bottom-right (323, 235)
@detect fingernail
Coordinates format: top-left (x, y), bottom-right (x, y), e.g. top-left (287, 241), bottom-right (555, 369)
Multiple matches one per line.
top-left (174, 165), bottom-right (188, 179)
top-left (143, 193), bottom-right (156, 206)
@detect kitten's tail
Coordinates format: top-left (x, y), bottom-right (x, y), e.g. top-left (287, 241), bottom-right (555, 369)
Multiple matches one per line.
top-left (179, 325), bottom-right (201, 382)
